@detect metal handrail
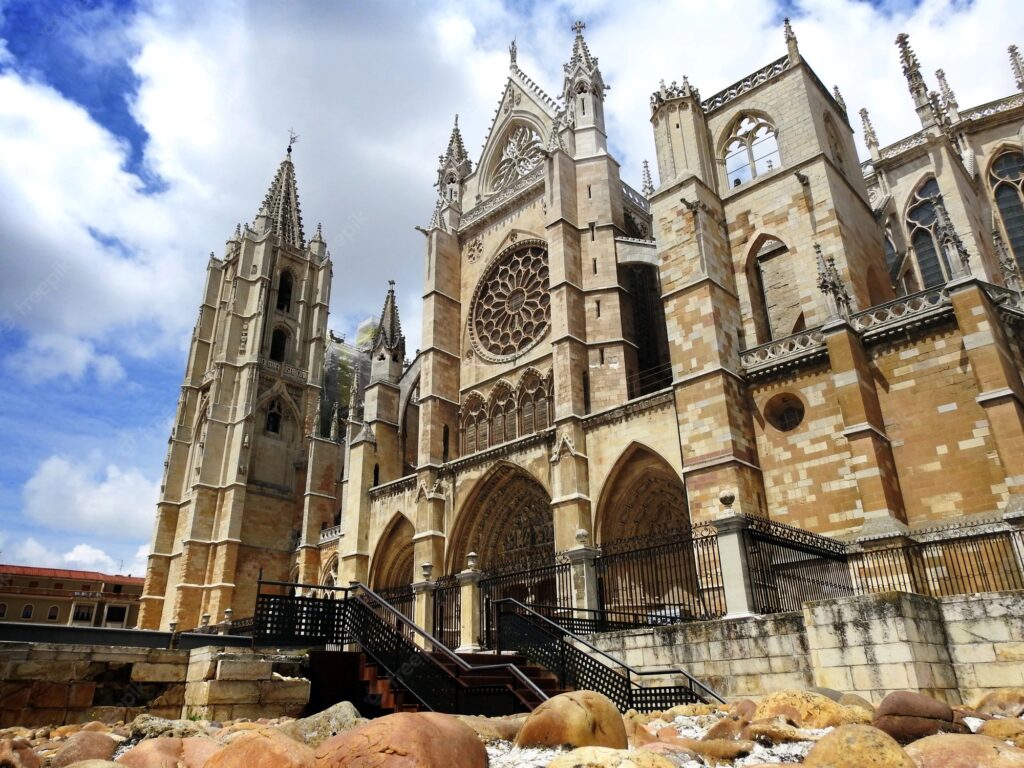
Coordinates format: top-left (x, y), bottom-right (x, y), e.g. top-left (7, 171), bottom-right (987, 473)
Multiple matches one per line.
top-left (353, 583), bottom-right (549, 704)
top-left (495, 598), bottom-right (725, 703)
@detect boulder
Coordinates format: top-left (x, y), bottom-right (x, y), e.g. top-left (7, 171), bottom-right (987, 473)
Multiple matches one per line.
top-left (0, 737), bottom-right (41, 768)
top-left (905, 733), bottom-right (1024, 768)
top-left (803, 724), bottom-right (915, 768)
top-left (546, 746), bottom-right (677, 768)
top-left (51, 732), bottom-right (118, 767)
top-left (840, 693), bottom-right (876, 712)
top-left (314, 712), bottom-right (486, 768)
top-left (702, 714), bottom-right (748, 741)
top-left (729, 700), bottom-right (757, 721)
top-left (753, 689), bottom-right (842, 728)
top-left (635, 742), bottom-right (700, 765)
top-left (454, 713), bottom-right (527, 742)
top-left (873, 691), bottom-right (967, 744)
top-left (275, 701), bottom-right (364, 748)
top-left (654, 732), bottom-right (756, 762)
top-left (836, 704), bottom-right (874, 725)
top-left (980, 718), bottom-right (1024, 747)
top-left (127, 715), bottom-right (207, 741)
top-left (116, 736), bottom-right (223, 768)
top-left (514, 691), bottom-right (627, 750)
top-left (205, 728), bottom-right (312, 768)
top-left (742, 716), bottom-right (821, 745)
top-left (975, 690), bottom-right (1024, 718)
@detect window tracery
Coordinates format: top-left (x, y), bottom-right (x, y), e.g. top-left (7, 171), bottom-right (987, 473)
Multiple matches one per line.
top-left (470, 241), bottom-right (550, 363)
top-left (491, 125), bottom-right (544, 192)
top-left (725, 115), bottom-right (781, 187)
top-left (266, 399), bottom-right (282, 434)
top-left (906, 178), bottom-right (952, 288)
top-left (990, 151), bottom-right (1024, 270)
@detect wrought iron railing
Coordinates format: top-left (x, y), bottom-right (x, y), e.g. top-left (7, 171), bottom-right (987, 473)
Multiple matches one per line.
top-left (595, 525), bottom-right (726, 625)
top-left (480, 557), bottom-right (573, 648)
top-left (250, 579), bottom-right (548, 715)
top-left (377, 584), bottom-right (415, 622)
top-left (432, 574), bottom-right (461, 650)
top-left (741, 516), bottom-right (855, 614)
top-left (495, 599), bottom-right (724, 712)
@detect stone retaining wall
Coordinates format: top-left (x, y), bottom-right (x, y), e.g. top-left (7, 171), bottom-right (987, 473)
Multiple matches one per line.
top-left (0, 643), bottom-right (309, 727)
top-left (586, 590), bottom-right (1024, 705)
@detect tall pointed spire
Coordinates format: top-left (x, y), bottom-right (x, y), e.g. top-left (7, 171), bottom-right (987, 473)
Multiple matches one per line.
top-left (859, 107), bottom-right (880, 161)
top-left (254, 144), bottom-right (305, 249)
top-left (896, 33), bottom-right (936, 128)
top-left (641, 160), bottom-right (655, 198)
top-left (784, 17), bottom-right (801, 63)
top-left (435, 114), bottom-right (471, 207)
top-left (935, 68), bottom-right (960, 123)
top-left (373, 280), bottom-right (405, 354)
top-left (1010, 45), bottom-right (1024, 92)
top-left (832, 85), bottom-right (847, 115)
top-left (562, 19), bottom-right (606, 106)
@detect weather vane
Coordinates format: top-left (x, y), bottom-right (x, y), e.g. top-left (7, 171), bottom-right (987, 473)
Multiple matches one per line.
top-left (572, 20), bottom-right (585, 34)
top-left (287, 128), bottom-right (300, 152)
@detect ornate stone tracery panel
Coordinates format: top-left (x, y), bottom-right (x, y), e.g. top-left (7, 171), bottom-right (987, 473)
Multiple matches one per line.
top-left (491, 125), bottom-right (544, 192)
top-left (469, 239), bottom-right (550, 363)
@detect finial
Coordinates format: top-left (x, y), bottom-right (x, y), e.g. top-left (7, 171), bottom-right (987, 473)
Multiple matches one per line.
top-left (313, 222), bottom-right (323, 241)
top-left (287, 128), bottom-right (299, 154)
top-left (832, 86), bottom-right (847, 114)
top-left (935, 69), bottom-right (958, 109)
top-left (783, 17), bottom-right (795, 43)
top-left (815, 243), bottom-right (853, 319)
top-left (509, 38), bottom-right (517, 66)
top-left (572, 20), bottom-right (586, 35)
top-left (641, 160), bottom-right (654, 197)
top-left (859, 108), bottom-right (879, 149)
top-left (896, 33), bottom-right (926, 94)
top-left (1010, 44), bottom-right (1024, 92)
top-left (783, 17), bottom-right (800, 62)
top-left (388, 279), bottom-right (395, 289)
top-left (929, 194), bottom-right (971, 277)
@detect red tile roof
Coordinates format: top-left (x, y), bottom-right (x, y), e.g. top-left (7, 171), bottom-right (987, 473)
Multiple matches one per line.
top-left (0, 563), bottom-right (144, 585)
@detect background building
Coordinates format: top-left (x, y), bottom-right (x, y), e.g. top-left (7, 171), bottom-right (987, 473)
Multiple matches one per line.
top-left (141, 22), bottom-right (1024, 631)
top-left (0, 564), bottom-right (142, 628)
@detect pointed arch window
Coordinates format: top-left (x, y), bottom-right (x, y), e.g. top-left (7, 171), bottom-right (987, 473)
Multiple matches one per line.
top-left (906, 178), bottom-right (952, 289)
top-left (276, 271), bottom-right (293, 313)
top-left (990, 151), bottom-right (1024, 270)
top-left (270, 328), bottom-right (288, 362)
top-left (725, 115), bottom-right (781, 187)
top-left (461, 399), bottom-right (488, 455)
top-left (266, 399), bottom-right (283, 434)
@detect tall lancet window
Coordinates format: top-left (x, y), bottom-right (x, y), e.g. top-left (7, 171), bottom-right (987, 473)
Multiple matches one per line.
top-left (990, 151), bottom-right (1024, 270)
top-left (277, 271), bottom-right (293, 313)
top-left (270, 328), bottom-right (288, 362)
top-left (906, 178), bottom-right (951, 289)
top-left (725, 115), bottom-right (781, 187)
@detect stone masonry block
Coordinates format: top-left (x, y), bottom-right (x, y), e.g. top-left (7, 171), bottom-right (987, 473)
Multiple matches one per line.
top-left (187, 660), bottom-right (217, 682)
top-left (131, 663), bottom-right (187, 683)
top-left (29, 682), bottom-right (69, 708)
top-left (216, 659), bottom-right (272, 681)
top-left (195, 680), bottom-right (261, 705)
top-left (67, 682), bottom-right (96, 709)
top-left (259, 679), bottom-right (310, 704)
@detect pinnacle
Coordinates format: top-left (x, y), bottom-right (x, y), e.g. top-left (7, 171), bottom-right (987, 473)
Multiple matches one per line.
top-left (373, 280), bottom-right (404, 352)
top-left (255, 149), bottom-right (306, 249)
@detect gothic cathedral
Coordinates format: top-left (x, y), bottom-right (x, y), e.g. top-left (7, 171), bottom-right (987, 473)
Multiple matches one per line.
top-left (140, 22), bottom-right (1024, 631)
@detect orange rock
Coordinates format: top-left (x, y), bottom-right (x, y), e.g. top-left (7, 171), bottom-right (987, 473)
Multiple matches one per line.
top-left (980, 718), bottom-right (1024, 746)
top-left (754, 689), bottom-right (841, 728)
top-left (703, 714), bottom-right (748, 741)
top-left (905, 733), bottom-right (1024, 768)
top-left (0, 737), bottom-right (41, 768)
top-left (514, 691), bottom-right (627, 750)
top-left (803, 724), bottom-right (914, 768)
top-left (314, 712), bottom-right (486, 768)
top-left (975, 689), bottom-right (1024, 718)
top-left (118, 736), bottom-right (224, 768)
top-left (204, 728), bottom-right (309, 768)
top-left (51, 731), bottom-right (117, 767)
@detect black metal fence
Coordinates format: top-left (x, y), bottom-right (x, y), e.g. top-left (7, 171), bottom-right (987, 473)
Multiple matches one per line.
top-left (377, 584), bottom-right (415, 621)
top-left (595, 524), bottom-right (726, 624)
top-left (480, 557), bottom-right (573, 648)
top-left (851, 528), bottom-right (1024, 597)
top-left (432, 574), bottom-right (461, 650)
top-left (742, 515), bottom-right (854, 613)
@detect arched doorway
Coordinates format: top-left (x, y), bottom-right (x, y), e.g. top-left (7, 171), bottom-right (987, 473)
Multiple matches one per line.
top-left (370, 514), bottom-right (415, 617)
top-left (448, 463), bottom-right (553, 573)
top-left (595, 445), bottom-right (721, 622)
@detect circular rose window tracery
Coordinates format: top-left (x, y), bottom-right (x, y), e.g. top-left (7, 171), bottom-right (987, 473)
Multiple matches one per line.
top-left (470, 240), bottom-right (550, 362)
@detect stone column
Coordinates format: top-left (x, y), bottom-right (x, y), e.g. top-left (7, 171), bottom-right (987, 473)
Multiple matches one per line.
top-left (456, 555), bottom-right (483, 653)
top-left (412, 562), bottom-right (435, 650)
top-left (714, 506), bottom-right (756, 617)
top-left (563, 539), bottom-right (600, 614)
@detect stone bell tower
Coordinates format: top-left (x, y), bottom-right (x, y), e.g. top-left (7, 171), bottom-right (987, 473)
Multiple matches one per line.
top-left (139, 144), bottom-right (334, 630)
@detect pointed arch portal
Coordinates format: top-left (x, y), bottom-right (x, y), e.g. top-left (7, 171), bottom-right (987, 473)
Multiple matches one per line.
top-left (448, 464), bottom-right (553, 574)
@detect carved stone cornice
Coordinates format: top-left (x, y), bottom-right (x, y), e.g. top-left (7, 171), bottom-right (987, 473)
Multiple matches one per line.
top-left (459, 167), bottom-right (544, 234)
top-left (581, 389), bottom-right (674, 430)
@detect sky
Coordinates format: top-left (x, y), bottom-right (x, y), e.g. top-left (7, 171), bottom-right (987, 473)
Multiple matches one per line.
top-left (0, 0), bottom-right (1021, 577)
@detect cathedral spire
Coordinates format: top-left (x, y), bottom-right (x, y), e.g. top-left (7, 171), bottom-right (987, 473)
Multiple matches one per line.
top-left (896, 33), bottom-right (936, 129)
top-left (1010, 45), bottom-right (1024, 92)
top-left (435, 114), bottom-right (471, 209)
top-left (373, 280), bottom-right (405, 354)
top-left (935, 68), bottom-right (960, 122)
top-left (784, 17), bottom-right (801, 63)
top-left (641, 160), bottom-right (655, 198)
top-left (859, 108), bottom-right (880, 161)
top-left (562, 19), bottom-right (606, 106)
top-left (254, 144), bottom-right (306, 249)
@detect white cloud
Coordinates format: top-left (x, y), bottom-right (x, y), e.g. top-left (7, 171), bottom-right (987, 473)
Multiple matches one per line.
top-left (7, 536), bottom-right (62, 568)
top-left (63, 543), bottom-right (117, 572)
top-left (5, 333), bottom-right (125, 384)
top-left (22, 454), bottom-right (158, 539)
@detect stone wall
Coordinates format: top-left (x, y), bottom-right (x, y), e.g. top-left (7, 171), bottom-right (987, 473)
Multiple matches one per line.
top-left (0, 643), bottom-right (309, 728)
top-left (586, 590), bottom-right (1024, 705)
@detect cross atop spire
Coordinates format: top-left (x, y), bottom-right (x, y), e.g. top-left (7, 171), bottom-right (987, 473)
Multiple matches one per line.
top-left (572, 20), bottom-right (586, 35)
top-left (1010, 44), bottom-right (1024, 92)
top-left (562, 17), bottom-right (605, 107)
top-left (254, 148), bottom-right (305, 249)
top-left (287, 128), bottom-right (299, 151)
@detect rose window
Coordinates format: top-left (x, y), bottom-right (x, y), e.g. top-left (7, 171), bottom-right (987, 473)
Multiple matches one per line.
top-left (470, 240), bottom-right (550, 362)
top-left (491, 125), bottom-right (544, 192)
